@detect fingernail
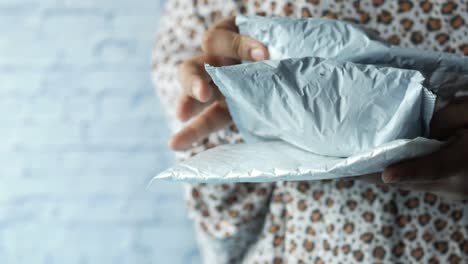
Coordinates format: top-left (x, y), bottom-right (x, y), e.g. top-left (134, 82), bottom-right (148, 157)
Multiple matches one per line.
top-left (193, 81), bottom-right (203, 100)
top-left (382, 171), bottom-right (400, 183)
top-left (250, 48), bottom-right (266, 61)
top-left (201, 86), bottom-right (212, 102)
top-left (167, 138), bottom-right (175, 149)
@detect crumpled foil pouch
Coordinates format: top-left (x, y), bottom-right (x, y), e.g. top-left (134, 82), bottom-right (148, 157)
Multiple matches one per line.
top-left (236, 15), bottom-right (468, 97)
top-left (152, 16), bottom-right (467, 183)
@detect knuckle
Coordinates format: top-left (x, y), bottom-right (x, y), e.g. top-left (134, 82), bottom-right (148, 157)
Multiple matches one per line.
top-left (182, 122), bottom-right (198, 138)
top-left (213, 101), bottom-right (228, 114)
top-left (211, 102), bottom-right (231, 122)
top-left (231, 34), bottom-right (243, 57)
top-left (202, 30), bottom-right (215, 52)
top-left (204, 116), bottom-right (216, 133)
top-left (188, 126), bottom-right (200, 141)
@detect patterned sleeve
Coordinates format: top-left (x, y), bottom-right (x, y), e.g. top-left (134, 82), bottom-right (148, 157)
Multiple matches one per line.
top-left (151, 0), bottom-right (275, 262)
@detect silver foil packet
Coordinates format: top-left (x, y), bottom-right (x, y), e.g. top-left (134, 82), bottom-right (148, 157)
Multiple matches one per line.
top-left (236, 15), bottom-right (468, 97)
top-left (206, 58), bottom-right (436, 157)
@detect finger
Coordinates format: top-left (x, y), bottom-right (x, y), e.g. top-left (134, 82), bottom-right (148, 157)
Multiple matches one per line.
top-left (430, 96), bottom-right (468, 140)
top-left (394, 176), bottom-right (467, 200)
top-left (177, 56), bottom-right (215, 102)
top-left (169, 102), bottom-right (232, 151)
top-left (176, 95), bottom-right (208, 121)
top-left (382, 134), bottom-right (466, 183)
top-left (202, 17), bottom-right (268, 61)
top-left (393, 182), bottom-right (443, 192)
top-left (178, 55), bottom-right (237, 102)
top-left (354, 173), bottom-right (384, 184)
top-left (176, 89), bottom-right (224, 121)
top-left (202, 29), bottom-right (268, 61)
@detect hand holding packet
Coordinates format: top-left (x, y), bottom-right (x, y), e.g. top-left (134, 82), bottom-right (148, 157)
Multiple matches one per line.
top-left (151, 16), bottom-right (467, 184)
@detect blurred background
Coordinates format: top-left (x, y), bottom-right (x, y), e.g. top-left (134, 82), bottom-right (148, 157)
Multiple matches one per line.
top-left (0, 0), bottom-right (200, 263)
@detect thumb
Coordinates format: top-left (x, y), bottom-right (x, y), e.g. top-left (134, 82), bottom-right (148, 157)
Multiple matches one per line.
top-left (382, 132), bottom-right (467, 183)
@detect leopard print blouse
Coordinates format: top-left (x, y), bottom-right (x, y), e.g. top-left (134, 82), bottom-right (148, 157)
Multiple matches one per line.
top-left (152, 1), bottom-right (468, 263)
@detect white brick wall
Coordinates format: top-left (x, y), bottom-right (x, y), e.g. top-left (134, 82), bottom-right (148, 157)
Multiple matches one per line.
top-left (0, 0), bottom-right (200, 263)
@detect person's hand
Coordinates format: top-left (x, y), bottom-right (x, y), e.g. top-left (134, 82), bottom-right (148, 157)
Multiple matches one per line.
top-left (168, 16), bottom-right (269, 150)
top-left (382, 96), bottom-right (468, 200)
